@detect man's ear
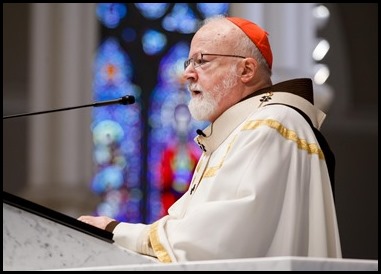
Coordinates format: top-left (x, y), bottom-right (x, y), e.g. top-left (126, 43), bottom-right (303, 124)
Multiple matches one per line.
top-left (240, 57), bottom-right (257, 83)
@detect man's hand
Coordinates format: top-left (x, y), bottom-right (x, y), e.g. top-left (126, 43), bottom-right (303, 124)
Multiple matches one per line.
top-left (78, 215), bottom-right (115, 230)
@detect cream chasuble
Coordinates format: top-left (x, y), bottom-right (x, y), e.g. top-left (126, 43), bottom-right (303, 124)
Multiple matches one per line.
top-left (112, 82), bottom-right (342, 263)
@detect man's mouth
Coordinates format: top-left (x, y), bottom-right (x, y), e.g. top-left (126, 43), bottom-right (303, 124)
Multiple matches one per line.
top-left (191, 90), bottom-right (202, 96)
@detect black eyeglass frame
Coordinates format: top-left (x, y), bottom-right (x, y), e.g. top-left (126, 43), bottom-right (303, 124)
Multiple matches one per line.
top-left (184, 53), bottom-right (246, 70)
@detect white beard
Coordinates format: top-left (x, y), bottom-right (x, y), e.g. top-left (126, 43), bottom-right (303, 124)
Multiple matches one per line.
top-left (188, 91), bottom-right (218, 121)
top-left (188, 67), bottom-right (239, 121)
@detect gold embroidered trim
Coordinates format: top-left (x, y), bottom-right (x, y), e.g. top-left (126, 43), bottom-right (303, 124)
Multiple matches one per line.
top-left (199, 119), bottom-right (324, 179)
top-left (242, 119), bottom-right (324, 159)
top-left (149, 221), bottom-right (172, 263)
top-left (203, 166), bottom-right (220, 177)
top-left (203, 135), bottom-right (238, 178)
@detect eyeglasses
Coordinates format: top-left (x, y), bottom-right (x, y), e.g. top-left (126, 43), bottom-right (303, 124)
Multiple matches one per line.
top-left (184, 53), bottom-right (246, 70)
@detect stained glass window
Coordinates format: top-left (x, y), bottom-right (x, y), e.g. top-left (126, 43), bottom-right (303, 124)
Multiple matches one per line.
top-left (93, 3), bottom-right (230, 223)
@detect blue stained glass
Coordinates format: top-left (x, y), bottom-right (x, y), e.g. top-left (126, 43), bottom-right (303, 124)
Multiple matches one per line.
top-left (96, 201), bottom-right (116, 217)
top-left (93, 145), bottom-right (112, 165)
top-left (93, 120), bottom-right (125, 145)
top-left (142, 29), bottom-right (167, 55)
top-left (91, 165), bottom-right (124, 193)
top-left (162, 3), bottom-right (198, 34)
top-left (93, 38), bottom-right (133, 90)
top-left (197, 3), bottom-right (229, 17)
top-left (135, 3), bottom-right (170, 19)
top-left (93, 36), bottom-right (143, 222)
top-left (96, 3), bottom-right (127, 29)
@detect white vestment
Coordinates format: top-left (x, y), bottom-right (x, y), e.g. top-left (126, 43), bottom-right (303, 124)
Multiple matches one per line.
top-left (112, 86), bottom-right (342, 263)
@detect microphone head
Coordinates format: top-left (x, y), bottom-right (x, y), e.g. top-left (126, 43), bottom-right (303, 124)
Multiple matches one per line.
top-left (120, 95), bottom-right (135, 105)
top-left (196, 129), bottom-right (206, 137)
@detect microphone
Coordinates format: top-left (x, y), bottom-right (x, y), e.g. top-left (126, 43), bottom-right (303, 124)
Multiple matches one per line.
top-left (196, 129), bottom-right (206, 137)
top-left (3, 95), bottom-right (135, 120)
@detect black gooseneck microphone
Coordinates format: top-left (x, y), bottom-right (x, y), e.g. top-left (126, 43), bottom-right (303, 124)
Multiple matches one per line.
top-left (196, 129), bottom-right (206, 137)
top-left (3, 95), bottom-right (135, 120)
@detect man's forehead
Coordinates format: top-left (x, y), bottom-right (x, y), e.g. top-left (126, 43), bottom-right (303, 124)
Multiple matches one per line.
top-left (190, 26), bottom-right (233, 53)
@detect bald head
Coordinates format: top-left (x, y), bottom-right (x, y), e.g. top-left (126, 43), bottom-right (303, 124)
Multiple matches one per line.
top-left (193, 16), bottom-right (272, 73)
top-left (191, 18), bottom-right (241, 54)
